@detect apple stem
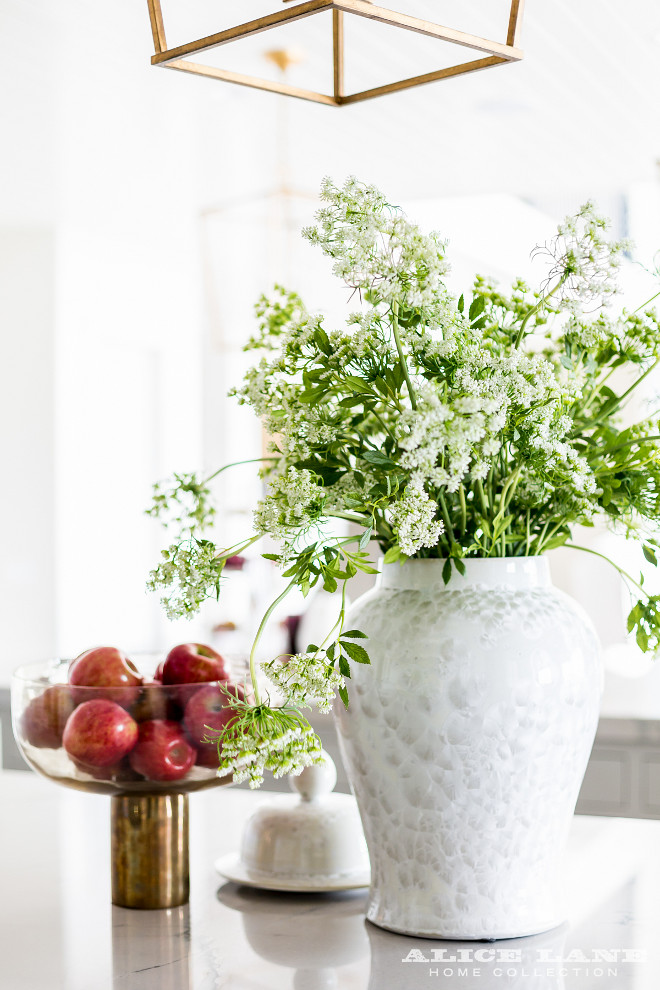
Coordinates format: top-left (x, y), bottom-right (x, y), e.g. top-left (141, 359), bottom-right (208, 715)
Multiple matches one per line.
top-left (248, 579), bottom-right (298, 705)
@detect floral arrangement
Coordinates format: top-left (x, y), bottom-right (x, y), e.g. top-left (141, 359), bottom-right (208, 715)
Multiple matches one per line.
top-left (148, 177), bottom-right (660, 786)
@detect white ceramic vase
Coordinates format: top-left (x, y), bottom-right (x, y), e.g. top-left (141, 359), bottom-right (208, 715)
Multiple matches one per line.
top-left (334, 557), bottom-right (602, 939)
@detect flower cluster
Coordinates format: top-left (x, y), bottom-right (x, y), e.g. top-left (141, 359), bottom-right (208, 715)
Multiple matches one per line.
top-left (254, 467), bottom-right (327, 541)
top-left (303, 175), bottom-right (449, 309)
top-left (262, 652), bottom-right (346, 713)
top-left (534, 201), bottom-right (629, 309)
top-left (147, 472), bottom-right (216, 533)
top-left (206, 702), bottom-right (324, 788)
top-left (388, 482), bottom-right (444, 556)
top-left (146, 539), bottom-right (224, 619)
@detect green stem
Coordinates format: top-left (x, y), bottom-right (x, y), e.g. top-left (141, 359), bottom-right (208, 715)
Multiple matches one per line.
top-left (474, 479), bottom-right (490, 551)
top-left (618, 357), bottom-right (660, 405)
top-left (316, 581), bottom-right (348, 657)
top-left (589, 358), bottom-right (660, 431)
top-left (475, 479), bottom-right (489, 517)
top-left (327, 511), bottom-right (370, 526)
top-left (597, 434), bottom-right (660, 459)
top-left (513, 274), bottom-right (568, 348)
top-left (213, 534), bottom-right (261, 561)
top-left (579, 365), bottom-right (617, 417)
top-left (535, 520), bottom-right (567, 554)
top-left (437, 491), bottom-right (454, 545)
top-left (525, 509), bottom-right (531, 556)
top-left (535, 519), bottom-right (550, 555)
top-left (368, 406), bottom-right (398, 443)
top-left (391, 301), bottom-right (417, 410)
top-left (564, 543), bottom-right (645, 595)
top-left (633, 289), bottom-right (660, 314)
top-left (458, 484), bottom-right (467, 537)
top-left (248, 579), bottom-right (298, 705)
top-left (202, 457), bottom-right (278, 486)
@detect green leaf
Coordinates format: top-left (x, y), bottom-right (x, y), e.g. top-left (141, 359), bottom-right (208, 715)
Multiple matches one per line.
top-left (342, 629), bottom-right (368, 639)
top-left (362, 450), bottom-right (398, 468)
top-left (344, 375), bottom-right (372, 394)
top-left (313, 327), bottom-right (332, 355)
top-left (342, 641), bottom-right (371, 665)
top-left (458, 293), bottom-right (465, 314)
top-left (543, 532), bottom-right (569, 551)
top-left (327, 642), bottom-right (336, 660)
top-left (339, 655), bottom-right (351, 678)
top-left (338, 685), bottom-right (349, 709)
top-left (627, 602), bottom-right (643, 632)
top-left (469, 296), bottom-right (485, 322)
top-left (383, 545), bottom-right (402, 565)
top-left (351, 558), bottom-right (380, 575)
top-left (306, 644), bottom-right (319, 653)
top-left (299, 383), bottom-right (330, 402)
top-left (454, 557), bottom-right (466, 576)
top-left (643, 545), bottom-right (658, 567)
top-left (560, 354), bottom-right (573, 370)
top-left (359, 525), bottom-right (373, 551)
top-left (636, 626), bottom-right (649, 652)
top-left (442, 558), bottom-right (452, 585)
top-left (338, 395), bottom-right (366, 408)
top-left (323, 573), bottom-right (338, 593)
top-left (261, 553), bottom-right (280, 562)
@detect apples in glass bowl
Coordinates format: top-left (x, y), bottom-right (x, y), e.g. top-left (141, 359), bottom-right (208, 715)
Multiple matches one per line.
top-left (12, 644), bottom-right (244, 797)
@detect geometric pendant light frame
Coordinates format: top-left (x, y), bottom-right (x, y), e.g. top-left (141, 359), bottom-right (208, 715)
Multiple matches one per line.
top-left (147, 0), bottom-right (525, 107)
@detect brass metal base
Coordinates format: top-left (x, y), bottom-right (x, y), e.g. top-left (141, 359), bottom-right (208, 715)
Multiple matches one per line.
top-left (111, 793), bottom-right (189, 909)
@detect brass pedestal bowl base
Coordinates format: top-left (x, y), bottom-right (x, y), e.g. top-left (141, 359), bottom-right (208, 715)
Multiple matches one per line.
top-left (111, 793), bottom-right (189, 909)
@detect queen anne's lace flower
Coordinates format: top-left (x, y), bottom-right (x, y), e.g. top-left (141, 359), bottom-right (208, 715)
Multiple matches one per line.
top-left (209, 707), bottom-right (324, 789)
top-left (146, 540), bottom-right (222, 619)
top-left (303, 176), bottom-right (449, 309)
top-left (262, 652), bottom-right (345, 713)
top-left (535, 202), bottom-right (629, 310)
top-left (254, 468), bottom-right (326, 540)
top-left (389, 483), bottom-right (444, 556)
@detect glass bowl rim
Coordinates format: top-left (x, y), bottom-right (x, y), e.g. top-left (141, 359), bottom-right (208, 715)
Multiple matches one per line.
top-left (12, 656), bottom-right (247, 688)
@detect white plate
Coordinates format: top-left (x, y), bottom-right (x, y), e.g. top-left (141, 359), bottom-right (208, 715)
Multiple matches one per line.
top-left (215, 853), bottom-right (371, 893)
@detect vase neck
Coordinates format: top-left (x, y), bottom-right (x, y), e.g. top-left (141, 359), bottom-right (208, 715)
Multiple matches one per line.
top-left (378, 557), bottom-right (551, 591)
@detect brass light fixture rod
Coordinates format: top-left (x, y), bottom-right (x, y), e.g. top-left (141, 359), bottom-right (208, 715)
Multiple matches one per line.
top-left (146, 0), bottom-right (525, 107)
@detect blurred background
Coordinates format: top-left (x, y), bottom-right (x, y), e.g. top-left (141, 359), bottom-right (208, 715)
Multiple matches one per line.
top-left (2, 0), bottom-right (660, 719)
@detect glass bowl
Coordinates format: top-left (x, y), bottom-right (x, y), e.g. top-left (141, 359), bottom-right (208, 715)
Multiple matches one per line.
top-left (11, 657), bottom-right (238, 797)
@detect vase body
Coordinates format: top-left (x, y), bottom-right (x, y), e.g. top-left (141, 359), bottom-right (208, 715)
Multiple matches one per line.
top-left (334, 558), bottom-right (602, 939)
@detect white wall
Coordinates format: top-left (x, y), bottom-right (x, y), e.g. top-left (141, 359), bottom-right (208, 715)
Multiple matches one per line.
top-left (0, 229), bottom-right (57, 679)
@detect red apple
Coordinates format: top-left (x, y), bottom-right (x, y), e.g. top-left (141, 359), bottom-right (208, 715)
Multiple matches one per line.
top-left (128, 720), bottom-right (196, 782)
top-left (20, 686), bottom-right (75, 749)
top-left (161, 643), bottom-right (230, 686)
top-left (184, 683), bottom-right (244, 768)
top-left (153, 661), bottom-right (165, 682)
top-left (63, 699), bottom-right (138, 769)
top-left (130, 682), bottom-right (179, 723)
top-left (68, 646), bottom-right (143, 706)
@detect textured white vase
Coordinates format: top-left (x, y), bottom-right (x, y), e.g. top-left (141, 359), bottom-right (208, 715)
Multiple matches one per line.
top-left (334, 557), bottom-right (602, 939)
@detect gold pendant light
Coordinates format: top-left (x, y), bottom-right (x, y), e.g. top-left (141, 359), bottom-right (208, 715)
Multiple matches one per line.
top-left (146, 1), bottom-right (525, 107)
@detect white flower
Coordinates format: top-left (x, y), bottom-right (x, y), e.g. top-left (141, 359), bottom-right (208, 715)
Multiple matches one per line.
top-left (389, 482), bottom-right (444, 556)
top-left (535, 202), bottom-right (629, 310)
top-left (254, 468), bottom-right (325, 540)
top-left (213, 709), bottom-right (324, 789)
top-left (303, 176), bottom-right (450, 310)
top-left (262, 652), bottom-right (345, 713)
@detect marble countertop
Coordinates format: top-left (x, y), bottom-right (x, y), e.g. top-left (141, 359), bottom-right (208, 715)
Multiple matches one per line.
top-left (2, 769), bottom-right (660, 989)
